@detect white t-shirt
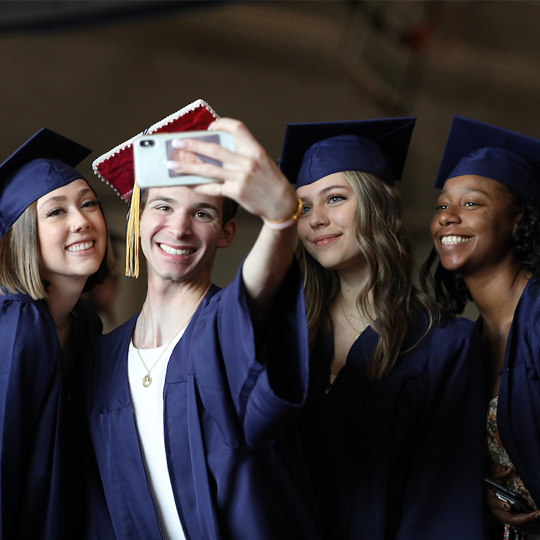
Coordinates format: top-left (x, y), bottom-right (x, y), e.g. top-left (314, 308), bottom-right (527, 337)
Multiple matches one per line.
top-left (128, 331), bottom-right (187, 540)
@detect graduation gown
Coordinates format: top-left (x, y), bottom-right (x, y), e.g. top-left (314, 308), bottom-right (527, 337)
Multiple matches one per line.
top-left (82, 266), bottom-right (321, 540)
top-left (0, 290), bottom-right (102, 540)
top-left (298, 315), bottom-right (488, 540)
top-left (497, 277), bottom-right (540, 508)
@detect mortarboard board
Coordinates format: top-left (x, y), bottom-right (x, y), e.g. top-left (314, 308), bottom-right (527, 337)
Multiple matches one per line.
top-left (92, 99), bottom-right (222, 278)
top-left (435, 115), bottom-right (540, 204)
top-left (279, 118), bottom-right (416, 189)
top-left (0, 128), bottom-right (91, 239)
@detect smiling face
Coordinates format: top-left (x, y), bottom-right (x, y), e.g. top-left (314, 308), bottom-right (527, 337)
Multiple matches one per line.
top-left (36, 179), bottom-right (107, 287)
top-left (431, 174), bottom-right (521, 276)
top-left (297, 172), bottom-right (364, 275)
top-left (139, 186), bottom-right (236, 286)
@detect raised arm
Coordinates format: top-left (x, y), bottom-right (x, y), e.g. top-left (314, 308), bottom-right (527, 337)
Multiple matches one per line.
top-left (167, 118), bottom-right (299, 319)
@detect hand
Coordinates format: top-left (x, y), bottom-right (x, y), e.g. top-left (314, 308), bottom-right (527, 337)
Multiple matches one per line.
top-left (167, 118), bottom-right (298, 223)
top-left (486, 465), bottom-right (540, 532)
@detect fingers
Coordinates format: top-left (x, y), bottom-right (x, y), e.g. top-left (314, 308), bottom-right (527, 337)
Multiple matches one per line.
top-left (488, 465), bottom-right (515, 480)
top-left (209, 118), bottom-right (261, 152)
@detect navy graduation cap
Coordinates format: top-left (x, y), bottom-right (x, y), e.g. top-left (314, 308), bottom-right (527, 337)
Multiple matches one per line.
top-left (0, 128), bottom-right (91, 238)
top-left (435, 115), bottom-right (540, 204)
top-left (279, 117), bottom-right (416, 188)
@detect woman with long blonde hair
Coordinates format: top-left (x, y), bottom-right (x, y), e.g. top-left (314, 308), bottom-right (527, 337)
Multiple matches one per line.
top-left (279, 119), bottom-right (488, 539)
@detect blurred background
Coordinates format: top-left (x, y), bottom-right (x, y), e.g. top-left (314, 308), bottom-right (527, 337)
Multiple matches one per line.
top-left (1, 0), bottom-right (538, 329)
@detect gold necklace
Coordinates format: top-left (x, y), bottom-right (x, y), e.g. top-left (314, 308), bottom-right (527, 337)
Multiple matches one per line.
top-left (45, 303), bottom-right (72, 330)
top-left (340, 300), bottom-right (368, 340)
top-left (135, 284), bottom-right (210, 387)
top-left (136, 312), bottom-right (193, 388)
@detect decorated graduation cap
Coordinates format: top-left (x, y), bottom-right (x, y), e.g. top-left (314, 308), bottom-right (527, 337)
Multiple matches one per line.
top-left (279, 117), bottom-right (416, 188)
top-left (0, 128), bottom-right (91, 239)
top-left (435, 115), bottom-right (540, 204)
top-left (92, 99), bottom-right (220, 278)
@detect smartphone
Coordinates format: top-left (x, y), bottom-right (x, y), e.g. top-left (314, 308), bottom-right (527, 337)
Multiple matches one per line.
top-left (485, 478), bottom-right (535, 514)
top-left (133, 130), bottom-right (236, 188)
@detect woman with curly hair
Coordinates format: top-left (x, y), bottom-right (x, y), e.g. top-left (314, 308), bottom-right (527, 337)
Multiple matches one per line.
top-left (279, 119), bottom-right (488, 540)
top-left (0, 128), bottom-right (115, 540)
top-left (422, 115), bottom-right (540, 539)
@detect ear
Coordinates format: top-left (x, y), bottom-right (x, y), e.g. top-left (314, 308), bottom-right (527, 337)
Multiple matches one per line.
top-left (513, 212), bottom-right (523, 232)
top-left (218, 218), bottom-right (237, 248)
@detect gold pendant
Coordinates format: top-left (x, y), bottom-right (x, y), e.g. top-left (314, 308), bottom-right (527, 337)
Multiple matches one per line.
top-left (355, 332), bottom-right (361, 340)
top-left (143, 374), bottom-right (152, 387)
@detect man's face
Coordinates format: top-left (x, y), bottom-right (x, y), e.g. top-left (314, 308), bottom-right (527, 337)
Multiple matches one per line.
top-left (139, 186), bottom-right (235, 286)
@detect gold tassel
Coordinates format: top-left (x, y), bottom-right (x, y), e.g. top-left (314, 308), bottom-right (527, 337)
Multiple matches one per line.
top-left (125, 182), bottom-right (141, 278)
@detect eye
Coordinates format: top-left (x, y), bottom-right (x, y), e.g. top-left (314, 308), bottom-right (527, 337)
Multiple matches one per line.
top-left (436, 204), bottom-right (448, 211)
top-left (328, 194), bottom-right (346, 204)
top-left (46, 207), bottom-right (64, 218)
top-left (301, 204), bottom-right (312, 215)
top-left (155, 204), bottom-right (172, 212)
top-left (82, 197), bottom-right (99, 209)
top-left (194, 211), bottom-right (212, 220)
top-left (464, 201), bottom-right (478, 207)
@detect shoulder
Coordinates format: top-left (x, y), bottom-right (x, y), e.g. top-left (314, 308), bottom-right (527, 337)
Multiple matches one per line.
top-left (516, 277), bottom-right (540, 318)
top-left (400, 313), bottom-right (478, 371)
top-left (91, 315), bottom-right (136, 355)
top-left (0, 289), bottom-right (48, 327)
top-left (75, 297), bottom-right (103, 341)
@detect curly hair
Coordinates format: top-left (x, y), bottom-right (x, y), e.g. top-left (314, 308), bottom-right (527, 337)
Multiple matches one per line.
top-left (420, 185), bottom-right (540, 316)
top-left (296, 171), bottom-right (439, 380)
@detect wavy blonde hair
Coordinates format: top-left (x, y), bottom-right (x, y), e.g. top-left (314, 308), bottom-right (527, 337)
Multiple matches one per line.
top-left (295, 171), bottom-right (439, 380)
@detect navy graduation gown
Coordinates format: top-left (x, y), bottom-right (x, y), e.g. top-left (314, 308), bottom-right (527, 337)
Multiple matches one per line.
top-left (82, 266), bottom-right (321, 540)
top-left (498, 277), bottom-right (540, 508)
top-left (299, 315), bottom-right (488, 540)
top-left (0, 290), bottom-right (102, 540)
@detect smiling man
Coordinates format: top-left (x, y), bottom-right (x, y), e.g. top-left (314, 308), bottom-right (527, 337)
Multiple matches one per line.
top-left (81, 101), bottom-right (320, 540)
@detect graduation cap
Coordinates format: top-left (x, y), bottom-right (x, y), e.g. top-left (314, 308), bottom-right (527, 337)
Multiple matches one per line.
top-left (92, 98), bottom-right (221, 278)
top-left (0, 128), bottom-right (91, 239)
top-left (435, 115), bottom-right (540, 204)
top-left (279, 117), bottom-right (416, 188)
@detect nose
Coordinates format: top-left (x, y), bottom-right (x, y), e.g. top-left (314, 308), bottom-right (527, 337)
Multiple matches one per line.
top-left (437, 205), bottom-right (461, 226)
top-left (309, 207), bottom-right (329, 229)
top-left (71, 210), bottom-right (90, 233)
top-left (169, 211), bottom-right (193, 238)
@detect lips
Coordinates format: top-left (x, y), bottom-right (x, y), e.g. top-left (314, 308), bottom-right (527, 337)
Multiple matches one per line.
top-left (441, 235), bottom-right (472, 245)
top-left (159, 243), bottom-right (196, 256)
top-left (66, 240), bottom-right (94, 253)
top-left (312, 233), bottom-right (341, 246)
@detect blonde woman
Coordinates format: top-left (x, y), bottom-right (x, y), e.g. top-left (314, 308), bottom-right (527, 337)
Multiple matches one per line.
top-left (0, 129), bottom-right (114, 540)
top-left (279, 119), bottom-right (488, 539)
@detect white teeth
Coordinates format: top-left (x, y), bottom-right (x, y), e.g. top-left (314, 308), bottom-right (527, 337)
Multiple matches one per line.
top-left (441, 236), bottom-right (471, 245)
top-left (159, 244), bottom-right (194, 256)
top-left (67, 241), bottom-right (94, 252)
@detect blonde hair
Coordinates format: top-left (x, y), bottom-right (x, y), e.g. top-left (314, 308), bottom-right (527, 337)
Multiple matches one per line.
top-left (296, 171), bottom-right (439, 380)
top-left (0, 199), bottom-right (116, 300)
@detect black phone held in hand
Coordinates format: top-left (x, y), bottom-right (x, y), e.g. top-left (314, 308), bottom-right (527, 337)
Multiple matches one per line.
top-left (485, 478), bottom-right (535, 514)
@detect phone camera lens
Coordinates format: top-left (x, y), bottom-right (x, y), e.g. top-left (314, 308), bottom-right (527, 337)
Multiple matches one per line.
top-left (140, 139), bottom-right (155, 147)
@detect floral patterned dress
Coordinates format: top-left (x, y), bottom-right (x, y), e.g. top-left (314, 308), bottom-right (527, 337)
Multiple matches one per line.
top-left (487, 397), bottom-right (540, 540)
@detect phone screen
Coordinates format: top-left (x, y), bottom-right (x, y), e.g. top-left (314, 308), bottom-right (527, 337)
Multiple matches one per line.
top-left (165, 134), bottom-right (222, 179)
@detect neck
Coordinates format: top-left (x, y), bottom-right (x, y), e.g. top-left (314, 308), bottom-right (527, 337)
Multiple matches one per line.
top-left (45, 277), bottom-right (85, 328)
top-left (336, 268), bottom-right (372, 316)
top-left (463, 261), bottom-right (529, 329)
top-left (137, 274), bottom-right (212, 348)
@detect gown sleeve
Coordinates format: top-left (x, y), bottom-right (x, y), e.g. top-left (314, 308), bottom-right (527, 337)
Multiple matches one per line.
top-left (192, 260), bottom-right (310, 446)
top-left (0, 297), bottom-right (64, 539)
top-left (397, 318), bottom-right (488, 539)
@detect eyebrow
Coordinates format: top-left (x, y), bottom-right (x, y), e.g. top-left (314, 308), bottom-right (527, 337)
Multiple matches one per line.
top-left (38, 187), bottom-right (94, 208)
top-left (300, 184), bottom-right (351, 202)
top-left (149, 198), bottom-right (219, 213)
top-left (440, 186), bottom-right (489, 196)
